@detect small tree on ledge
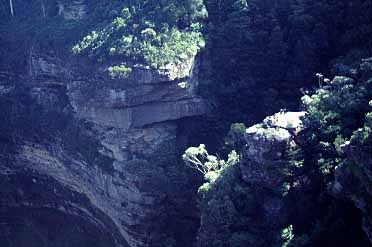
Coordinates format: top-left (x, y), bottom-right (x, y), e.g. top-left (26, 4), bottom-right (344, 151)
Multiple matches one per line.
top-left (182, 144), bottom-right (221, 175)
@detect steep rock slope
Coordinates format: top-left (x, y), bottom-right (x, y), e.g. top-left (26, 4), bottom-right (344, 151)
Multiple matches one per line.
top-left (0, 54), bottom-right (206, 247)
top-left (0, 2), bottom-right (207, 244)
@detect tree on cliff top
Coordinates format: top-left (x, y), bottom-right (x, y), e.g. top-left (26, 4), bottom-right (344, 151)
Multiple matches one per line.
top-left (72, 0), bottom-right (207, 78)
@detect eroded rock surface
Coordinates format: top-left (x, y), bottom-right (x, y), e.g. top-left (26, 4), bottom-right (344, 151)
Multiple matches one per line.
top-left (242, 112), bottom-right (305, 190)
top-left (0, 48), bottom-right (206, 247)
top-left (57, 0), bottom-right (87, 20)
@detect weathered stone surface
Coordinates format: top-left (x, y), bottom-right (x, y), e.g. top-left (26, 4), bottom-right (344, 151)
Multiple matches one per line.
top-left (360, 57), bottom-right (372, 81)
top-left (239, 112), bottom-right (306, 231)
top-left (242, 112), bottom-right (305, 189)
top-left (0, 47), bottom-right (207, 247)
top-left (29, 52), bottom-right (67, 79)
top-left (57, 0), bottom-right (87, 20)
top-left (67, 56), bottom-right (206, 130)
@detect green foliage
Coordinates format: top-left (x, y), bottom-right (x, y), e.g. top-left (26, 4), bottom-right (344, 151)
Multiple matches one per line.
top-left (350, 111), bottom-right (372, 145)
top-left (141, 27), bottom-right (204, 69)
top-left (279, 225), bottom-right (309, 247)
top-left (199, 0), bottom-right (372, 142)
top-left (182, 144), bottom-right (238, 177)
top-left (281, 225), bottom-right (295, 247)
top-left (194, 58), bottom-right (372, 247)
top-left (107, 64), bottom-right (132, 79)
top-left (197, 159), bottom-right (255, 245)
top-left (301, 75), bottom-right (372, 177)
top-left (72, 0), bottom-right (206, 78)
top-left (0, 0), bottom-right (206, 76)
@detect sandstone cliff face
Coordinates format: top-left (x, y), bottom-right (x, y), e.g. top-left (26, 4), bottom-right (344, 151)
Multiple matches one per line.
top-left (0, 45), bottom-right (207, 246)
top-left (56, 0), bottom-right (87, 20)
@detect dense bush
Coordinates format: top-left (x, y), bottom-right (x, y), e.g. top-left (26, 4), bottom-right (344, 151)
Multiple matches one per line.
top-left (0, 0), bottom-right (207, 76)
top-left (72, 1), bottom-right (206, 78)
top-left (301, 73), bottom-right (372, 178)
top-left (284, 64), bottom-right (372, 246)
top-left (200, 0), bottom-right (372, 133)
top-left (185, 56), bottom-right (372, 247)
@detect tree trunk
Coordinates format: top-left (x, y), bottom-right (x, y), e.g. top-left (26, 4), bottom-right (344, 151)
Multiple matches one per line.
top-left (9, 0), bottom-right (14, 16)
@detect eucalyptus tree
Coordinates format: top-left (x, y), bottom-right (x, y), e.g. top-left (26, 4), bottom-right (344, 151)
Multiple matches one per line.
top-left (9, 0), bottom-right (13, 16)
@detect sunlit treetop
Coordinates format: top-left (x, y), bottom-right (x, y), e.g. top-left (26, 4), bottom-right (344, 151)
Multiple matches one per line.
top-left (72, 0), bottom-right (207, 78)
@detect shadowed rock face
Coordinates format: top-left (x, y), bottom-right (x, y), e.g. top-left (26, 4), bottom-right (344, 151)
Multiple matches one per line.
top-left (242, 112), bottom-right (305, 191)
top-left (0, 169), bottom-right (123, 247)
top-left (241, 112), bottom-right (306, 228)
top-left (0, 47), bottom-right (207, 247)
top-left (56, 0), bottom-right (87, 20)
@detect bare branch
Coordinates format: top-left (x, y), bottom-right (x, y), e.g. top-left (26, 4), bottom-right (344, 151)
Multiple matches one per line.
top-left (9, 0), bottom-right (14, 17)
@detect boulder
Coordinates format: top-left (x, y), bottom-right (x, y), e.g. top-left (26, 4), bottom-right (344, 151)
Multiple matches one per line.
top-left (242, 112), bottom-right (305, 190)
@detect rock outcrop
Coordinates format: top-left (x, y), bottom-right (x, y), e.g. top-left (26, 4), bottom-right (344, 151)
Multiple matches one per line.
top-left (243, 111), bottom-right (305, 190)
top-left (197, 112), bottom-right (307, 247)
top-left (57, 0), bottom-right (87, 20)
top-left (0, 46), bottom-right (206, 247)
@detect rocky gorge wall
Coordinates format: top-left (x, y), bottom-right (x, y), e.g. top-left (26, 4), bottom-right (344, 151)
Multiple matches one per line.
top-left (0, 23), bottom-right (207, 246)
top-left (2, 1), bottom-right (372, 247)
